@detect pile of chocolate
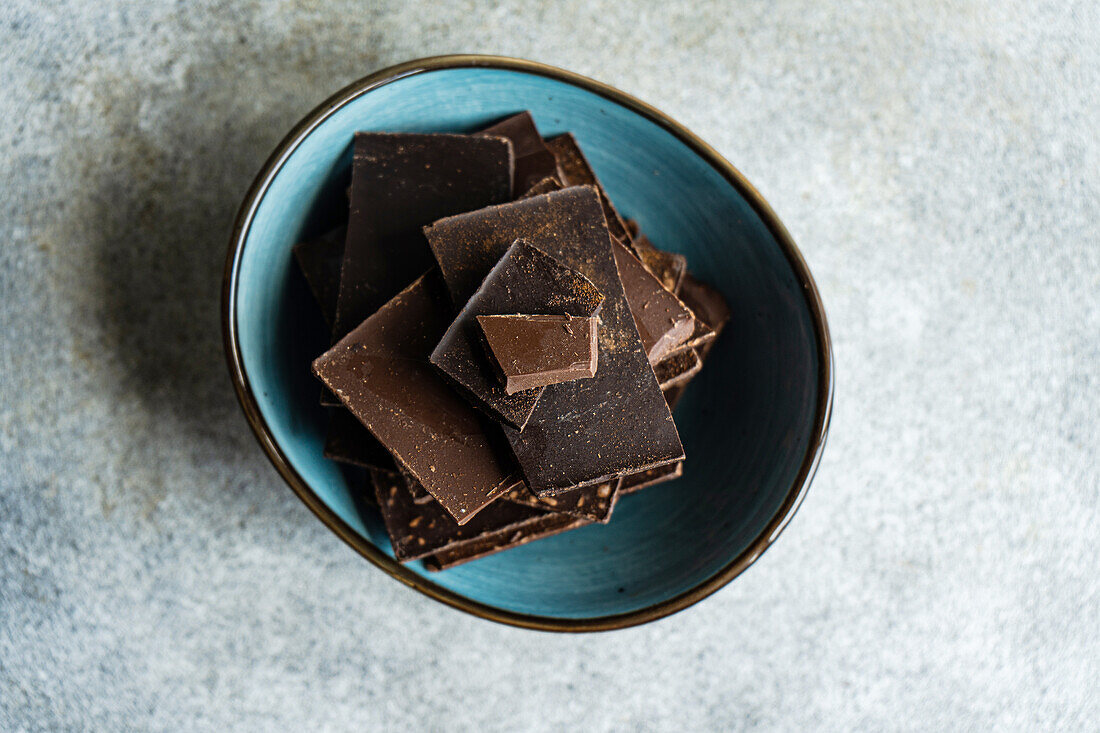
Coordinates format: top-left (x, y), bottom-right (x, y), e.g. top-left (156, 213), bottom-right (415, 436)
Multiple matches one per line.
top-left (293, 112), bottom-right (729, 569)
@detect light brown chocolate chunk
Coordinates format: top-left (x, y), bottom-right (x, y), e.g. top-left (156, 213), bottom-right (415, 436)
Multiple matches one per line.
top-left (478, 314), bottom-right (599, 395)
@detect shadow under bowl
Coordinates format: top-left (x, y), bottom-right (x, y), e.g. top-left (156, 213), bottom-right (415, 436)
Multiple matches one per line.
top-left (222, 55), bottom-right (833, 631)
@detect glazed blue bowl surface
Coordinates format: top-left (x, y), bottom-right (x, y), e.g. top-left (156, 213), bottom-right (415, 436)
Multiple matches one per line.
top-left (223, 56), bottom-right (832, 631)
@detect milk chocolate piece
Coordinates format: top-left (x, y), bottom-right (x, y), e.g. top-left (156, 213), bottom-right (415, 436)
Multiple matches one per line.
top-left (477, 314), bottom-right (599, 395)
top-left (313, 273), bottom-right (516, 524)
top-left (430, 240), bottom-right (604, 428)
top-left (611, 238), bottom-right (695, 363)
top-left (292, 225), bottom-right (346, 327)
top-left (545, 134), bottom-right (631, 243)
top-left (322, 409), bottom-right (394, 471)
top-left (426, 514), bottom-right (589, 570)
top-left (370, 468), bottom-right (555, 562)
top-left (654, 348), bottom-right (702, 389)
top-left (504, 479), bottom-right (619, 524)
top-left (624, 220), bottom-right (687, 294)
top-left (476, 112), bottom-right (560, 196)
top-left (618, 461), bottom-right (683, 495)
top-left (424, 187), bottom-right (684, 496)
top-left (330, 132), bottom-right (513, 343)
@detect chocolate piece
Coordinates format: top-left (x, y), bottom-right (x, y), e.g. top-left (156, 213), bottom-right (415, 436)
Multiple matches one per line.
top-left (624, 220), bottom-right (687, 294)
top-left (618, 461), bottom-right (683, 495)
top-left (545, 134), bottom-right (631, 243)
top-left (292, 225), bottom-right (346, 327)
top-left (370, 468), bottom-right (555, 562)
top-left (476, 112), bottom-right (560, 196)
top-left (519, 176), bottom-right (563, 199)
top-left (424, 186), bottom-right (684, 496)
top-left (322, 409), bottom-right (394, 471)
top-left (313, 273), bottom-right (516, 524)
top-left (654, 348), bottom-right (702, 389)
top-left (426, 514), bottom-right (589, 570)
top-left (430, 240), bottom-right (604, 429)
top-left (330, 132), bottom-right (513, 343)
top-left (504, 479), bottom-right (619, 524)
top-left (477, 314), bottom-right (599, 395)
top-left (611, 237), bottom-right (695, 363)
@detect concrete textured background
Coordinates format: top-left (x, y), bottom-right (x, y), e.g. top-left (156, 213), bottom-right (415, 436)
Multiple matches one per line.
top-left (2, 1), bottom-right (1097, 730)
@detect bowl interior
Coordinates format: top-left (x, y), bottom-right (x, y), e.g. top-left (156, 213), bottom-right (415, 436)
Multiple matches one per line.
top-left (233, 66), bottom-right (822, 620)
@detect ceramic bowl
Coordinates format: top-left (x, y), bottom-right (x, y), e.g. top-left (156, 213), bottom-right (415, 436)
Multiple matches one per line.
top-left (222, 55), bottom-right (832, 631)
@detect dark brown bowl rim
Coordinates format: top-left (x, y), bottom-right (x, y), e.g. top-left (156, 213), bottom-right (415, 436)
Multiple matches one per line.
top-left (221, 54), bottom-right (834, 632)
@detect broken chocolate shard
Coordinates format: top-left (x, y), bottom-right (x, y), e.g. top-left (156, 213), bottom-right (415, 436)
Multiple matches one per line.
top-left (330, 132), bottom-right (514, 344)
top-left (477, 314), bottom-right (599, 395)
top-left (425, 514), bottom-right (589, 570)
top-left (322, 409), bottom-right (394, 472)
top-left (545, 134), bottom-right (632, 243)
top-left (370, 468), bottom-right (554, 563)
top-left (476, 112), bottom-right (560, 196)
top-left (618, 461), bottom-right (683, 495)
top-left (424, 186), bottom-right (684, 496)
top-left (313, 272), bottom-right (516, 524)
top-left (430, 240), bottom-right (604, 429)
top-left (505, 479), bottom-right (619, 524)
top-left (611, 237), bottom-right (695, 364)
top-left (654, 348), bottom-right (702, 389)
top-left (292, 225), bottom-right (346, 328)
top-left (624, 220), bottom-right (687, 294)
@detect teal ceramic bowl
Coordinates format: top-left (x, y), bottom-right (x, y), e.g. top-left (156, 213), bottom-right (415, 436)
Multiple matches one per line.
top-left (222, 55), bottom-right (832, 631)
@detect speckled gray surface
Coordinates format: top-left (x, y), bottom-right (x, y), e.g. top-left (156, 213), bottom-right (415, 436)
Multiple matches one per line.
top-left (2, 1), bottom-right (1098, 730)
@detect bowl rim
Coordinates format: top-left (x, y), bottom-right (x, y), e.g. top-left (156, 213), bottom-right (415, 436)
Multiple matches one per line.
top-left (221, 54), bottom-right (834, 632)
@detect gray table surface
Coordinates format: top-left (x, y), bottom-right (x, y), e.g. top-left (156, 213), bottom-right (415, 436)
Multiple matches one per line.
top-left (2, 1), bottom-right (1097, 730)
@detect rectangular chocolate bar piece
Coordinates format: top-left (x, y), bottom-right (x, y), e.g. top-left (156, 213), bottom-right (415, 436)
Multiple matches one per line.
top-left (430, 240), bottom-right (604, 429)
top-left (292, 225), bottom-right (346, 328)
top-left (371, 468), bottom-right (554, 562)
top-left (426, 514), bottom-right (589, 570)
top-left (424, 186), bottom-right (684, 496)
top-left (313, 273), bottom-right (516, 524)
top-left (545, 134), bottom-right (632, 243)
top-left (330, 132), bottom-right (514, 343)
top-left (478, 314), bottom-right (598, 395)
top-left (476, 112), bottom-right (560, 196)
top-left (611, 237), bottom-right (695, 363)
